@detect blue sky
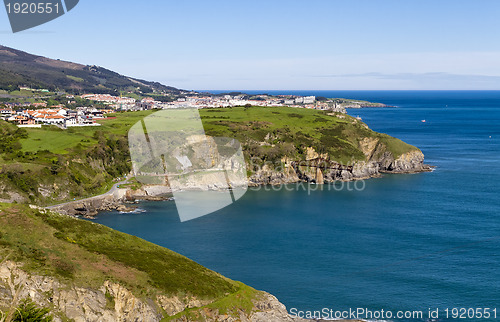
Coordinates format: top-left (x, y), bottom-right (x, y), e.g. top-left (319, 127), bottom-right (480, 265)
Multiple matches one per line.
top-left (1, 0), bottom-right (500, 90)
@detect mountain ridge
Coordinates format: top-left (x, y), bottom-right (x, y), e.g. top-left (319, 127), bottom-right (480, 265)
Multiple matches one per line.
top-left (0, 45), bottom-right (181, 95)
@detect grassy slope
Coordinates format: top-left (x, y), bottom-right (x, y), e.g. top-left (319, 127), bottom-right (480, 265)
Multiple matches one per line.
top-left (200, 106), bottom-right (417, 164)
top-left (19, 111), bottom-right (154, 153)
top-left (0, 203), bottom-right (260, 319)
top-left (0, 111), bottom-right (155, 204)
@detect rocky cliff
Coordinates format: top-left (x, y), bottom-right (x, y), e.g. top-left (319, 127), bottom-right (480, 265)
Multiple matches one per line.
top-left (50, 138), bottom-right (429, 218)
top-left (0, 261), bottom-right (303, 322)
top-left (248, 142), bottom-right (429, 186)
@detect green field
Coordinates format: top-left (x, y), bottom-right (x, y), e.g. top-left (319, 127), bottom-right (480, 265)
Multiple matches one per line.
top-left (19, 110), bottom-right (154, 154)
top-left (21, 128), bottom-right (97, 154)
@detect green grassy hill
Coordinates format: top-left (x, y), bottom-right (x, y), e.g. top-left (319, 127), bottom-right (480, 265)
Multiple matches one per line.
top-left (0, 203), bottom-right (262, 321)
top-left (200, 106), bottom-right (416, 164)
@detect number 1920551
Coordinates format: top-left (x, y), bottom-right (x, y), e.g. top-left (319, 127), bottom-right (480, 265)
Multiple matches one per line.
top-left (6, 2), bottom-right (60, 14)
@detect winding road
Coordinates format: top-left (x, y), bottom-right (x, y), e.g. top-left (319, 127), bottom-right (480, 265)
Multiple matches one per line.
top-left (46, 178), bottom-right (129, 209)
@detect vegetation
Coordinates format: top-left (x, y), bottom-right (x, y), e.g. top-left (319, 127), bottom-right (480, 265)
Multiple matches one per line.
top-left (11, 299), bottom-right (53, 322)
top-left (0, 117), bottom-right (135, 204)
top-left (200, 106), bottom-right (417, 164)
top-left (0, 203), bottom-right (260, 320)
top-left (0, 106), bottom-right (418, 205)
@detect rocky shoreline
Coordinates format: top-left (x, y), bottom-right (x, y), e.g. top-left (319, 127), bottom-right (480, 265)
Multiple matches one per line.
top-left (49, 147), bottom-right (431, 219)
top-left (248, 147), bottom-right (431, 186)
top-left (48, 185), bottom-right (174, 218)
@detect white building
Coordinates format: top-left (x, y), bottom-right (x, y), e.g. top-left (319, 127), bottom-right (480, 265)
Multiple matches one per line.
top-left (303, 96), bottom-right (316, 104)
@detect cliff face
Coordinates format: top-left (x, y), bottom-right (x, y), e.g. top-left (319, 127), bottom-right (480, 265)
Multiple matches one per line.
top-left (0, 261), bottom-right (301, 322)
top-left (248, 142), bottom-right (428, 186)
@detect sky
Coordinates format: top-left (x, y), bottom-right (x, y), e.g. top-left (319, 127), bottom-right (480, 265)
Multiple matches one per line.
top-left (1, 0), bottom-right (500, 90)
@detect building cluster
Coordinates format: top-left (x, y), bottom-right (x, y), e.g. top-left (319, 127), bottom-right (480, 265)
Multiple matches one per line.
top-left (1, 92), bottom-right (348, 129)
top-left (81, 94), bottom-right (168, 110)
top-left (157, 94), bottom-right (318, 109)
top-left (81, 94), bottom-right (136, 105)
top-left (0, 107), bottom-right (111, 128)
top-left (163, 94), bottom-right (344, 112)
top-left (81, 93), bottom-right (336, 111)
top-left (81, 94), bottom-right (137, 110)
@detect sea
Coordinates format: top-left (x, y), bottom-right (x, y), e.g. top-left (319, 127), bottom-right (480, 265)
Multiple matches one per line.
top-left (91, 91), bottom-right (500, 321)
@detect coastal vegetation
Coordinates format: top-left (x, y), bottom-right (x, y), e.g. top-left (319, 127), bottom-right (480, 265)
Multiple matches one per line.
top-left (200, 106), bottom-right (415, 165)
top-left (0, 106), bottom-right (419, 205)
top-left (0, 203), bottom-right (265, 320)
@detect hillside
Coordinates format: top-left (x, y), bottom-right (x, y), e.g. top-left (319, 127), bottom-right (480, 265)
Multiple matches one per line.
top-left (200, 106), bottom-right (416, 164)
top-left (0, 203), bottom-right (295, 321)
top-left (203, 107), bottom-right (426, 185)
top-left (0, 107), bottom-right (426, 206)
top-left (0, 45), bottom-right (180, 95)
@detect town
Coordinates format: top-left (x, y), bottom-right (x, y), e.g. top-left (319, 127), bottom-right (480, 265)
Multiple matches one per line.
top-left (0, 90), bottom-right (374, 128)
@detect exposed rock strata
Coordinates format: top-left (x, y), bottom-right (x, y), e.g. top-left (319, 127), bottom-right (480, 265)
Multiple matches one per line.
top-left (0, 261), bottom-right (305, 322)
top-left (249, 145), bottom-right (430, 185)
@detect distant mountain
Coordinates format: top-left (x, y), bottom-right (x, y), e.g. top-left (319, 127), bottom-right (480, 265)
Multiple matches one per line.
top-left (0, 45), bottom-right (180, 95)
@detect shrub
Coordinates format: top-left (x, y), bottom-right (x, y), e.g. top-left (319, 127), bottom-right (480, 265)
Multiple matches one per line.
top-left (12, 298), bottom-right (53, 322)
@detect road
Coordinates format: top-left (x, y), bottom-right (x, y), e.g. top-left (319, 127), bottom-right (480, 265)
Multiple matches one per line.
top-left (46, 178), bottom-right (129, 209)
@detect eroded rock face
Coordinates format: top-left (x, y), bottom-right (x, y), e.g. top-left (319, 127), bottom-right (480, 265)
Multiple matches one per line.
top-left (250, 293), bottom-right (308, 322)
top-left (165, 292), bottom-right (307, 322)
top-left (359, 137), bottom-right (380, 159)
top-left (388, 150), bottom-right (426, 173)
top-left (0, 261), bottom-right (162, 322)
top-left (0, 261), bottom-right (305, 322)
top-left (248, 162), bottom-right (300, 186)
top-left (0, 186), bottom-right (27, 204)
top-left (103, 281), bottom-right (162, 322)
top-left (248, 144), bottom-right (428, 186)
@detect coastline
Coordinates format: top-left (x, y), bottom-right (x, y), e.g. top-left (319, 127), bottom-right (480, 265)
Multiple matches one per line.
top-left (47, 152), bottom-right (431, 219)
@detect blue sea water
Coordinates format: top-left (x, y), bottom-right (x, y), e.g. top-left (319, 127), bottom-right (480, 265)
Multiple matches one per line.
top-left (92, 91), bottom-right (500, 321)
